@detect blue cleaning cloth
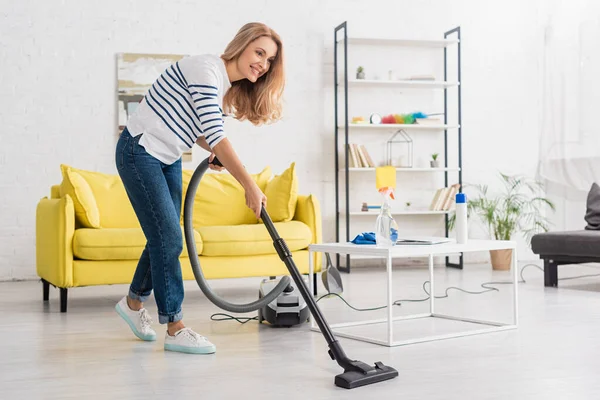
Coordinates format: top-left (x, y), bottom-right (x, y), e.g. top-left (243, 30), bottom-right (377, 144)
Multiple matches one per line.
top-left (351, 230), bottom-right (399, 245)
top-left (351, 232), bottom-right (377, 244)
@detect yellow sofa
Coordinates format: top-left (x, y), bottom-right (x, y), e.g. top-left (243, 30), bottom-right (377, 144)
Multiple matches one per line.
top-left (36, 162), bottom-right (322, 312)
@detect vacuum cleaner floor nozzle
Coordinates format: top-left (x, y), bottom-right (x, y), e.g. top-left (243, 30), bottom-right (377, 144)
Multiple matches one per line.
top-left (334, 362), bottom-right (398, 389)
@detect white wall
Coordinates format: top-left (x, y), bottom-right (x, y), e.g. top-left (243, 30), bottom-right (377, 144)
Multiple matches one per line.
top-left (0, 0), bottom-right (560, 280)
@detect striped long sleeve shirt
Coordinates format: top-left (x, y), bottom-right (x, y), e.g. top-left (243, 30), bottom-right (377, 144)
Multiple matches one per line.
top-left (126, 54), bottom-right (231, 165)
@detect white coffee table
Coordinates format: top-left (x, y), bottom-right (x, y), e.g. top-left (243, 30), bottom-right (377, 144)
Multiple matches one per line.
top-left (308, 239), bottom-right (518, 347)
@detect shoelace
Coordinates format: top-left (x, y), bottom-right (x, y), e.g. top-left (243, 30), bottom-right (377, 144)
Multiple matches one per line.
top-left (177, 328), bottom-right (206, 343)
top-left (139, 308), bottom-right (153, 329)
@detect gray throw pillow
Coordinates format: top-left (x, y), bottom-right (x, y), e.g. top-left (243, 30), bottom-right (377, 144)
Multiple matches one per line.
top-left (585, 182), bottom-right (600, 230)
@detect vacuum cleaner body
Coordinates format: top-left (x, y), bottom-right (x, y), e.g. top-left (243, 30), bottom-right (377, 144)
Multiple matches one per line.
top-left (258, 278), bottom-right (310, 327)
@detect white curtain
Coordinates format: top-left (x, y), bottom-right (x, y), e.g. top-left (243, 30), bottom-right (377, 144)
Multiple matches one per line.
top-left (537, 2), bottom-right (600, 192)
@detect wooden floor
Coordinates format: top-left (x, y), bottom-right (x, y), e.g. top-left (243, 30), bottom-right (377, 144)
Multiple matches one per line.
top-left (2, 262), bottom-right (600, 399)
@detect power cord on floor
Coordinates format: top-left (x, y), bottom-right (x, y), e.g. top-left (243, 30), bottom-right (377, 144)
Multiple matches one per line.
top-left (210, 313), bottom-right (258, 324)
top-left (316, 263), bottom-right (600, 312)
top-left (210, 264), bottom-right (600, 323)
top-left (316, 292), bottom-right (388, 311)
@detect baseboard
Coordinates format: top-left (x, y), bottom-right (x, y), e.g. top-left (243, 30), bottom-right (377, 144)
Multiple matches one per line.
top-left (0, 276), bottom-right (42, 283)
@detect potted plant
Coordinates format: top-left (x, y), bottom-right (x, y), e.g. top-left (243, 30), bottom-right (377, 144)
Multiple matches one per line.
top-left (448, 173), bottom-right (555, 270)
top-left (430, 153), bottom-right (440, 168)
top-left (356, 66), bottom-right (365, 79)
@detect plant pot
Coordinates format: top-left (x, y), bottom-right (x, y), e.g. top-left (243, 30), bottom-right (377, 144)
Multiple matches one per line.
top-left (489, 249), bottom-right (512, 271)
top-left (356, 72), bottom-right (365, 79)
top-left (430, 160), bottom-right (440, 168)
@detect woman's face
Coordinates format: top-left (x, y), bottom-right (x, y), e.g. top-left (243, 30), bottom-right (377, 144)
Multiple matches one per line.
top-left (237, 36), bottom-right (278, 83)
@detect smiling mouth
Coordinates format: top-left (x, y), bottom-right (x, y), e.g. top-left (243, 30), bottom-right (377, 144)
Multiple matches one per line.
top-left (250, 66), bottom-right (261, 77)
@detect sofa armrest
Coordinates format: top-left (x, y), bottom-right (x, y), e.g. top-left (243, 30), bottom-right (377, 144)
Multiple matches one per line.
top-left (294, 195), bottom-right (322, 244)
top-left (36, 195), bottom-right (75, 288)
top-left (294, 194), bottom-right (322, 271)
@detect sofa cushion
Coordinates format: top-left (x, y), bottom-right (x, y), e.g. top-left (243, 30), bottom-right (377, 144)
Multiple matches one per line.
top-left (585, 182), bottom-right (600, 230)
top-left (59, 164), bottom-right (101, 228)
top-left (182, 166), bottom-right (271, 227)
top-left (531, 230), bottom-right (600, 258)
top-left (265, 162), bottom-right (298, 222)
top-left (73, 227), bottom-right (202, 260)
top-left (60, 164), bottom-right (140, 229)
top-left (197, 221), bottom-right (312, 257)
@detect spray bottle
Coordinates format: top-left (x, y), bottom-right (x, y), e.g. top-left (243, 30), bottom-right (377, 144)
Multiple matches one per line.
top-left (375, 187), bottom-right (399, 248)
top-left (455, 193), bottom-right (468, 244)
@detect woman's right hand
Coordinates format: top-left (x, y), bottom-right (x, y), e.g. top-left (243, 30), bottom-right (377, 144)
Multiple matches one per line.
top-left (210, 138), bottom-right (266, 218)
top-left (245, 182), bottom-right (267, 219)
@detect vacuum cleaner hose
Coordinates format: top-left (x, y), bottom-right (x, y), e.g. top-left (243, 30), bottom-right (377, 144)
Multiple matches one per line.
top-left (183, 157), bottom-right (291, 313)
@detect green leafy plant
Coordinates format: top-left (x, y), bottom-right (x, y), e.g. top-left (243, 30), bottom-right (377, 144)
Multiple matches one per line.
top-left (431, 153), bottom-right (439, 161)
top-left (448, 173), bottom-right (555, 245)
top-left (357, 66), bottom-right (364, 73)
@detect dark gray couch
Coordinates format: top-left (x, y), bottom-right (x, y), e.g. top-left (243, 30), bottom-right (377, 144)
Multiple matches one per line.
top-left (531, 183), bottom-right (600, 287)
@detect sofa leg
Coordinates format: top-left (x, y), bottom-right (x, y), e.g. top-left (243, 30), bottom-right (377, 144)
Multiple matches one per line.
top-left (60, 288), bottom-right (68, 312)
top-left (42, 279), bottom-right (50, 301)
top-left (544, 259), bottom-right (558, 287)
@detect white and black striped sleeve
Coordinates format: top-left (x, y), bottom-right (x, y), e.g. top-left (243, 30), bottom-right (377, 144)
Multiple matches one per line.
top-left (183, 66), bottom-right (226, 149)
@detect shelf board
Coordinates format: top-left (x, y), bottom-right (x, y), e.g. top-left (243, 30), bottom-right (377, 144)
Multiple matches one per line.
top-left (349, 210), bottom-right (450, 216)
top-left (339, 37), bottom-right (459, 48)
top-left (340, 123), bottom-right (459, 130)
top-left (344, 167), bottom-right (461, 172)
top-left (346, 79), bottom-right (459, 88)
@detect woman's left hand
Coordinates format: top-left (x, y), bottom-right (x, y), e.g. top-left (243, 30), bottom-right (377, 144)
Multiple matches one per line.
top-left (208, 153), bottom-right (225, 171)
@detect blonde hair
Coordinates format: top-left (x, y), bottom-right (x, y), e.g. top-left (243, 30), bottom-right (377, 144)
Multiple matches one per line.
top-left (221, 22), bottom-right (285, 125)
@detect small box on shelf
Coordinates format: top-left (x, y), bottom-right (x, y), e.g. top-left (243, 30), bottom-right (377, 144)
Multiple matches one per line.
top-left (361, 202), bottom-right (381, 212)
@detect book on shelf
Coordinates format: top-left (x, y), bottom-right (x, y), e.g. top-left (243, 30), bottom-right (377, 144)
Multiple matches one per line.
top-left (407, 74), bottom-right (436, 81)
top-left (429, 183), bottom-right (461, 211)
top-left (347, 143), bottom-right (375, 168)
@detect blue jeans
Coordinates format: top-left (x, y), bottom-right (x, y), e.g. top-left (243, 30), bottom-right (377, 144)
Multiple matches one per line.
top-left (115, 128), bottom-right (184, 324)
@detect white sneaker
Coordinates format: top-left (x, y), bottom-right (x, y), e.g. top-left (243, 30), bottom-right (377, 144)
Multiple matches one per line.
top-left (115, 296), bottom-right (156, 341)
top-left (164, 327), bottom-right (216, 354)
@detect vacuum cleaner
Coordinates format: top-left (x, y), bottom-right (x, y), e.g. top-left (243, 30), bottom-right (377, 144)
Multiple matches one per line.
top-left (183, 156), bottom-right (398, 390)
top-left (258, 277), bottom-right (310, 327)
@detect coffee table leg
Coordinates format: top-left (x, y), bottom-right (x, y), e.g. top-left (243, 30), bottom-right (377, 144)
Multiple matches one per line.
top-left (387, 252), bottom-right (393, 345)
top-left (309, 249), bottom-right (314, 295)
top-left (309, 249), bottom-right (316, 330)
top-left (429, 254), bottom-right (435, 315)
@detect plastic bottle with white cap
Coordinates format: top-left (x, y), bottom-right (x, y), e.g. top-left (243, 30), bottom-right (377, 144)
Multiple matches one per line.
top-left (455, 192), bottom-right (468, 244)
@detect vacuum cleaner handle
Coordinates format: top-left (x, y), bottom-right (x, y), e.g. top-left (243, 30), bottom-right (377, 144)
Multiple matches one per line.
top-left (209, 155), bottom-right (224, 168)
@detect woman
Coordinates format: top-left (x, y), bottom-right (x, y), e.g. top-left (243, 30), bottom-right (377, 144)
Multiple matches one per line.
top-left (114, 22), bottom-right (284, 354)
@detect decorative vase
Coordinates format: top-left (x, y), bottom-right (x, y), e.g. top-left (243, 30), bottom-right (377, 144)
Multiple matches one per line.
top-left (356, 71), bottom-right (365, 79)
top-left (430, 160), bottom-right (440, 168)
top-left (489, 249), bottom-right (512, 271)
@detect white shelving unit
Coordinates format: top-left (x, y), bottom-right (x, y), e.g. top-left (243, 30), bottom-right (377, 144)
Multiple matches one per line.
top-left (334, 22), bottom-right (463, 272)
